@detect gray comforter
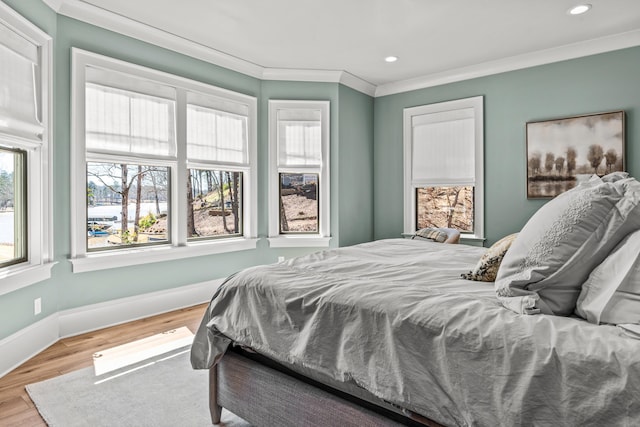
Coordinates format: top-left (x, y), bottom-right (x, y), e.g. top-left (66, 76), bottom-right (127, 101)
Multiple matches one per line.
top-left (191, 239), bottom-right (640, 426)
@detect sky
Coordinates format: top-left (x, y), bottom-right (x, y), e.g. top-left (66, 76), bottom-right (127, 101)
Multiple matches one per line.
top-left (0, 151), bottom-right (14, 174)
top-left (527, 112), bottom-right (623, 168)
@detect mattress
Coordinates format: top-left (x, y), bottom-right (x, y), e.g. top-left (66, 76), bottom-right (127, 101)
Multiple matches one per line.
top-left (191, 239), bottom-right (640, 426)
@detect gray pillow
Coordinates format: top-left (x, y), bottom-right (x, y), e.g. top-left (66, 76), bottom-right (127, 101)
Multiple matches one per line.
top-left (575, 229), bottom-right (640, 325)
top-left (495, 176), bottom-right (640, 316)
top-left (413, 227), bottom-right (448, 243)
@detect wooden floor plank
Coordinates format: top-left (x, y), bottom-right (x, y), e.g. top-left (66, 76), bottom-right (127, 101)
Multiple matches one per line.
top-left (0, 303), bottom-right (207, 427)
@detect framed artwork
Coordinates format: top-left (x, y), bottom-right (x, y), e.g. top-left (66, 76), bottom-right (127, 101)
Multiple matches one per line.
top-left (526, 110), bottom-right (625, 198)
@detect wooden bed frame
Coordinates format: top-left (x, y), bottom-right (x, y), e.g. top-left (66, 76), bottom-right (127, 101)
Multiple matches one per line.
top-left (208, 348), bottom-right (442, 427)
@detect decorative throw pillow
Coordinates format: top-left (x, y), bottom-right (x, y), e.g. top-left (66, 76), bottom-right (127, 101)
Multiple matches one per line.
top-left (461, 233), bottom-right (518, 282)
top-left (576, 229), bottom-right (640, 325)
top-left (413, 227), bottom-right (448, 243)
top-left (495, 176), bottom-right (640, 316)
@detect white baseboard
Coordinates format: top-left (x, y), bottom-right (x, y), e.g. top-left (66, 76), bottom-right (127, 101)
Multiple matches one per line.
top-left (58, 279), bottom-right (223, 338)
top-left (0, 279), bottom-right (222, 379)
top-left (0, 313), bottom-right (59, 379)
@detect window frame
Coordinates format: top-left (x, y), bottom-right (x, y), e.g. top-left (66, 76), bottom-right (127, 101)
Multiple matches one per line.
top-left (403, 96), bottom-right (484, 243)
top-left (186, 166), bottom-right (245, 241)
top-left (71, 49), bottom-right (258, 273)
top-left (0, 3), bottom-right (54, 296)
top-left (267, 100), bottom-right (330, 248)
top-left (0, 147), bottom-right (27, 267)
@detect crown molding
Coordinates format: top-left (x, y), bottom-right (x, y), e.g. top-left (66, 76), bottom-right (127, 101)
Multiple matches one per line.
top-left (41, 0), bottom-right (64, 10)
top-left (42, 1), bottom-right (640, 98)
top-left (262, 68), bottom-right (376, 96)
top-left (375, 29), bottom-right (640, 97)
top-left (40, 0), bottom-right (375, 96)
top-left (339, 71), bottom-right (377, 97)
top-left (43, 0), bottom-right (265, 78)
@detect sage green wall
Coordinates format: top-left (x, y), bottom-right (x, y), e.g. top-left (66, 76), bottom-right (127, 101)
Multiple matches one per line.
top-left (337, 85), bottom-right (374, 247)
top-left (0, 1), bottom-right (375, 341)
top-left (374, 46), bottom-right (640, 246)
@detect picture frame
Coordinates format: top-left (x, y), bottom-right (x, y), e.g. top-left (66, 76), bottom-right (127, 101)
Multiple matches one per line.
top-left (526, 110), bottom-right (625, 199)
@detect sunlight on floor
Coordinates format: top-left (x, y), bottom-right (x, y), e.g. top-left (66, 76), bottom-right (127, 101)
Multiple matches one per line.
top-left (92, 327), bottom-right (194, 376)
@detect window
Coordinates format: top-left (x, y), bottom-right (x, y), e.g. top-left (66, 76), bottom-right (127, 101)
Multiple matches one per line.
top-left (186, 97), bottom-right (250, 240)
top-left (0, 3), bottom-right (53, 294)
top-left (403, 96), bottom-right (484, 242)
top-left (84, 79), bottom-right (175, 252)
top-left (72, 49), bottom-right (257, 272)
top-left (268, 101), bottom-right (330, 247)
top-left (0, 148), bottom-right (26, 267)
top-left (87, 162), bottom-right (170, 250)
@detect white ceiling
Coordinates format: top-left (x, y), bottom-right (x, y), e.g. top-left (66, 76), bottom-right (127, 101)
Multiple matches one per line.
top-left (50, 0), bottom-right (640, 94)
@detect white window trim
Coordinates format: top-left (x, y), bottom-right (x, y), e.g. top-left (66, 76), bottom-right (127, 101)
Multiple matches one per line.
top-left (267, 100), bottom-right (331, 248)
top-left (70, 49), bottom-right (258, 273)
top-left (0, 2), bottom-right (54, 296)
top-left (403, 96), bottom-right (484, 241)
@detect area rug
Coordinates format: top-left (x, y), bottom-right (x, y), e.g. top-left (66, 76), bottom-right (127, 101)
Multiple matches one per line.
top-left (26, 347), bottom-right (251, 427)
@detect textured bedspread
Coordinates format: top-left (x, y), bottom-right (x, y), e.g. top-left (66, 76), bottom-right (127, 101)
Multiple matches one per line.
top-left (191, 239), bottom-right (640, 426)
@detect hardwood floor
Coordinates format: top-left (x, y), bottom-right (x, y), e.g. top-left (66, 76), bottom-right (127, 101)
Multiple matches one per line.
top-left (0, 303), bottom-right (208, 427)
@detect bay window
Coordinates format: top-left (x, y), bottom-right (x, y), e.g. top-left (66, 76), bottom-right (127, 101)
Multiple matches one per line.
top-left (71, 49), bottom-right (257, 272)
top-left (0, 3), bottom-right (53, 294)
top-left (268, 100), bottom-right (330, 247)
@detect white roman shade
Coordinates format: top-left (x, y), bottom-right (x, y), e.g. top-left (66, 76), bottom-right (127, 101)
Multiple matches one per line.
top-left (277, 109), bottom-right (322, 167)
top-left (0, 21), bottom-right (43, 141)
top-left (411, 107), bottom-right (475, 185)
top-left (187, 104), bottom-right (248, 165)
top-left (85, 83), bottom-right (176, 158)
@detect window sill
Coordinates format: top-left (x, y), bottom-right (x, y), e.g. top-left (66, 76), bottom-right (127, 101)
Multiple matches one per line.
top-left (0, 262), bottom-right (57, 296)
top-left (402, 232), bottom-right (485, 247)
top-left (267, 236), bottom-right (331, 248)
top-left (70, 238), bottom-right (259, 273)
top-left (460, 235), bottom-right (486, 247)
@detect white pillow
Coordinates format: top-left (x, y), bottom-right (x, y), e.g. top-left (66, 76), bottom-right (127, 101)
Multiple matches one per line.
top-left (495, 177), bottom-right (640, 316)
top-left (576, 229), bottom-right (640, 325)
top-left (601, 171), bottom-right (629, 182)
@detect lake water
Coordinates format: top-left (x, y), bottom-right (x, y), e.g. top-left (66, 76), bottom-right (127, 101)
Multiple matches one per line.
top-left (528, 174), bottom-right (592, 198)
top-left (0, 212), bottom-right (13, 244)
top-left (0, 202), bottom-right (168, 244)
top-left (88, 202), bottom-right (167, 222)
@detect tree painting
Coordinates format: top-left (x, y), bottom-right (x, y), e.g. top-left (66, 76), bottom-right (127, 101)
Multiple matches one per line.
top-left (605, 149), bottom-right (618, 173)
top-left (526, 111), bottom-right (624, 198)
top-left (544, 153), bottom-right (555, 174)
top-left (555, 156), bottom-right (565, 175)
top-left (587, 145), bottom-right (604, 175)
top-left (566, 147), bottom-right (577, 175)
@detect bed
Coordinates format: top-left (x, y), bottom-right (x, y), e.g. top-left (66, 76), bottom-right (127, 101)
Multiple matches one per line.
top-left (191, 174), bottom-right (640, 426)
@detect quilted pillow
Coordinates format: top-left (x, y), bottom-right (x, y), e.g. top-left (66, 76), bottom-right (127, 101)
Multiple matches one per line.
top-left (576, 229), bottom-right (640, 325)
top-left (495, 176), bottom-right (640, 316)
top-left (461, 233), bottom-right (518, 282)
top-left (413, 228), bottom-right (448, 243)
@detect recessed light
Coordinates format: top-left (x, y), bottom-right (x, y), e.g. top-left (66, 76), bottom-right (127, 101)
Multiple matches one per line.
top-left (568, 4), bottom-right (591, 15)
top-left (385, 56), bottom-right (398, 63)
